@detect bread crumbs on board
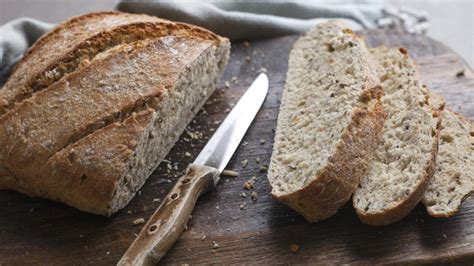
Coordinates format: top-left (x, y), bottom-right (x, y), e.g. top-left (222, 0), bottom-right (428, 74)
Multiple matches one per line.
top-left (251, 191), bottom-right (258, 201)
top-left (222, 169), bottom-right (239, 177)
top-left (243, 181), bottom-right (253, 190)
top-left (290, 244), bottom-right (300, 253)
top-left (133, 218), bottom-right (145, 225)
top-left (257, 67), bottom-right (267, 73)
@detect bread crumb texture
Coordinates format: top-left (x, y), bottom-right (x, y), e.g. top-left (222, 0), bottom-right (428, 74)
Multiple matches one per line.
top-left (422, 109), bottom-right (473, 217)
top-left (353, 47), bottom-right (440, 225)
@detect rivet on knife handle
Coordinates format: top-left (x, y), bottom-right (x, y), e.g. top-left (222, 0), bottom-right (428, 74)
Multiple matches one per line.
top-left (118, 164), bottom-right (219, 266)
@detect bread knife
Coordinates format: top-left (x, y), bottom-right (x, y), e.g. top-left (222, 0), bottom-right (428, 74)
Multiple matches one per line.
top-left (118, 73), bottom-right (269, 265)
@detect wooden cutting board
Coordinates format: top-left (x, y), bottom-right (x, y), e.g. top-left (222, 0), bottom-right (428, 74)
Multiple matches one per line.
top-left (1, 29), bottom-right (473, 265)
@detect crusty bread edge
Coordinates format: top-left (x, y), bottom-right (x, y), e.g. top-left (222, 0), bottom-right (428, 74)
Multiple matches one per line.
top-left (2, 14), bottom-right (226, 115)
top-left (10, 11), bottom-right (125, 76)
top-left (12, 11), bottom-right (225, 77)
top-left (272, 84), bottom-right (385, 222)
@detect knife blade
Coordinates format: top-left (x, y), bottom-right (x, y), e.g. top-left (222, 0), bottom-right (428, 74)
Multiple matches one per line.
top-left (194, 72), bottom-right (269, 173)
top-left (118, 73), bottom-right (269, 266)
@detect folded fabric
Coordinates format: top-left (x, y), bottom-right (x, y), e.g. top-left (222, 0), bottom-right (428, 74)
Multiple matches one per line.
top-left (116, 0), bottom-right (386, 40)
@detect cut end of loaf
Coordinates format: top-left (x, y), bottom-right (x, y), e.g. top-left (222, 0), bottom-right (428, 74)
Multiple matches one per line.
top-left (268, 20), bottom-right (384, 222)
top-left (108, 42), bottom-right (229, 215)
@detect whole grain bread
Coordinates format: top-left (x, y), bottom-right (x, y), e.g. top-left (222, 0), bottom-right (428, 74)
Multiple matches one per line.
top-left (422, 97), bottom-right (474, 217)
top-left (267, 21), bottom-right (384, 222)
top-left (0, 12), bottom-right (230, 215)
top-left (353, 47), bottom-right (441, 226)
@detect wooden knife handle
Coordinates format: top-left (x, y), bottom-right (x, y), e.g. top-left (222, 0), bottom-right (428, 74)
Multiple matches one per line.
top-left (118, 164), bottom-right (220, 266)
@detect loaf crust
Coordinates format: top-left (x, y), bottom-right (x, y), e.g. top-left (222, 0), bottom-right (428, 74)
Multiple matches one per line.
top-left (268, 21), bottom-right (385, 222)
top-left (0, 11), bottom-right (222, 115)
top-left (1, 12), bottom-right (163, 114)
top-left (0, 12), bottom-right (230, 215)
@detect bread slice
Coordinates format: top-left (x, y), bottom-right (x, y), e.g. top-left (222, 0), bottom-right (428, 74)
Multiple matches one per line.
top-left (353, 47), bottom-right (441, 226)
top-left (268, 21), bottom-right (385, 222)
top-left (422, 101), bottom-right (474, 217)
top-left (0, 13), bottom-right (230, 215)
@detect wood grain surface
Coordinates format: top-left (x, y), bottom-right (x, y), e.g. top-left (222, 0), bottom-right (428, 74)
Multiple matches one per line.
top-left (0, 30), bottom-right (473, 265)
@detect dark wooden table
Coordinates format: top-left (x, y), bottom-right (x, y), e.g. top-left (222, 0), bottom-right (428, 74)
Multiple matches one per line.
top-left (0, 30), bottom-right (473, 265)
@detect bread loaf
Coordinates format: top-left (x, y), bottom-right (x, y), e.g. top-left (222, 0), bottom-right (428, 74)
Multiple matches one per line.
top-left (0, 12), bottom-right (230, 215)
top-left (268, 21), bottom-right (384, 222)
top-left (353, 47), bottom-right (441, 226)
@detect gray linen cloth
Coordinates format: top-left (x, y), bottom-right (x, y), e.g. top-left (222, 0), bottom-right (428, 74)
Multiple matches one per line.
top-left (116, 0), bottom-right (386, 40)
top-left (1, 0), bottom-right (417, 85)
